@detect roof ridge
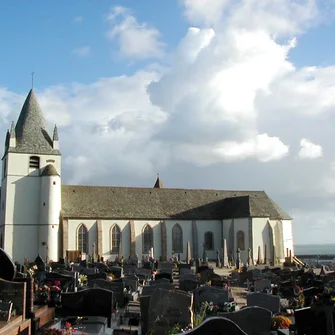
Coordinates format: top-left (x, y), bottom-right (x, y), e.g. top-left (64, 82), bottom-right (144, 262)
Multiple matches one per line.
top-left (62, 184), bottom-right (266, 193)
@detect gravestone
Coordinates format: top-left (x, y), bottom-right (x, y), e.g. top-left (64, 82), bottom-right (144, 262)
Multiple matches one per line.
top-left (123, 275), bottom-right (139, 292)
top-left (0, 278), bottom-right (26, 318)
top-left (35, 254), bottom-right (46, 271)
top-left (148, 288), bottom-right (193, 334)
top-left (0, 301), bottom-right (12, 322)
top-left (140, 295), bottom-right (150, 335)
top-left (142, 282), bottom-right (174, 296)
top-left (247, 292), bottom-right (280, 314)
top-left (109, 266), bottom-right (123, 279)
top-left (174, 317), bottom-right (248, 335)
top-left (218, 306), bottom-right (272, 335)
top-left (155, 272), bottom-right (173, 282)
top-left (254, 279), bottom-right (271, 292)
top-left (14, 276), bottom-right (34, 317)
top-left (158, 262), bottom-right (173, 274)
top-left (0, 248), bottom-right (16, 281)
top-left (88, 279), bottom-right (124, 307)
top-left (87, 272), bottom-right (108, 281)
top-left (123, 264), bottom-right (137, 276)
top-left (60, 288), bottom-right (113, 327)
top-left (193, 287), bottom-right (229, 312)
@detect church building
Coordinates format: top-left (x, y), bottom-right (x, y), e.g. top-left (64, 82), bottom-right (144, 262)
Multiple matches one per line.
top-left (0, 89), bottom-right (294, 265)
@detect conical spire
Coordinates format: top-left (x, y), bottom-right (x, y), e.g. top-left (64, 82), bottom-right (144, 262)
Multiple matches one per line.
top-left (5, 130), bottom-right (10, 149)
top-left (153, 174), bottom-right (164, 188)
top-left (10, 89), bottom-right (60, 155)
top-left (53, 125), bottom-right (59, 141)
top-left (10, 121), bottom-right (16, 138)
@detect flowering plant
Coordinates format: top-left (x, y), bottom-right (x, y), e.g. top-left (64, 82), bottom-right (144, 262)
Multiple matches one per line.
top-left (201, 301), bottom-right (239, 316)
top-left (79, 274), bottom-right (88, 285)
top-left (44, 321), bottom-right (88, 335)
top-left (271, 316), bottom-right (292, 330)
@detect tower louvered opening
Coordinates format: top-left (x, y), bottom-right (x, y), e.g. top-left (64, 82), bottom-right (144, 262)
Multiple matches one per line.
top-left (29, 156), bottom-right (40, 169)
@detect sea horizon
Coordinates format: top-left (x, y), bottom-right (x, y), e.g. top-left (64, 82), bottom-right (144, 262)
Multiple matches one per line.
top-left (294, 243), bottom-right (335, 255)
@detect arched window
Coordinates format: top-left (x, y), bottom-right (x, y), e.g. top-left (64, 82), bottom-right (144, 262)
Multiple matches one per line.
top-left (204, 231), bottom-right (213, 250)
top-left (110, 224), bottom-right (121, 254)
top-left (172, 224), bottom-right (183, 253)
top-left (142, 225), bottom-right (153, 254)
top-left (29, 156), bottom-right (40, 169)
top-left (236, 230), bottom-right (245, 250)
top-left (77, 224), bottom-right (88, 253)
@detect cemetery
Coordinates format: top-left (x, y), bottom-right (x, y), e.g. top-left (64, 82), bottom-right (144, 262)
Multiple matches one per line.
top-left (2, 243), bottom-right (335, 335)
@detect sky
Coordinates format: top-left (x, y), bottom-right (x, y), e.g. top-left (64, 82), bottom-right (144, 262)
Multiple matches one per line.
top-left (1, 0), bottom-right (335, 245)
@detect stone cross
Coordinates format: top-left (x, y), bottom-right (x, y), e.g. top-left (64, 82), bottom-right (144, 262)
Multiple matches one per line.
top-left (186, 241), bottom-right (191, 264)
top-left (247, 247), bottom-right (252, 266)
top-left (222, 239), bottom-right (229, 267)
top-left (236, 248), bottom-right (241, 270)
top-left (216, 249), bottom-right (221, 268)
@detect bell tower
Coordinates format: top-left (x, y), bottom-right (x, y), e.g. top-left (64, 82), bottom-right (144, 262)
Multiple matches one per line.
top-left (0, 89), bottom-right (61, 262)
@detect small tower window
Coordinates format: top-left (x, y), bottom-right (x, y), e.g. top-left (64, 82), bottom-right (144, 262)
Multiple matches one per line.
top-left (29, 156), bottom-right (40, 169)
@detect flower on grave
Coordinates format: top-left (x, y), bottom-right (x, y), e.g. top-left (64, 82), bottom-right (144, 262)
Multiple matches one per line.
top-left (107, 273), bottom-right (115, 281)
top-left (78, 274), bottom-right (88, 284)
top-left (271, 316), bottom-right (292, 330)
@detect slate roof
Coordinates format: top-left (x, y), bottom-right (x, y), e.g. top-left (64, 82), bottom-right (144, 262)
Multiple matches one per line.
top-left (41, 164), bottom-right (60, 177)
top-left (8, 89), bottom-right (60, 155)
top-left (61, 185), bottom-right (292, 220)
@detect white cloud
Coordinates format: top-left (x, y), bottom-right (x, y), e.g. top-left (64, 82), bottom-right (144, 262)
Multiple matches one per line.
top-left (73, 16), bottom-right (83, 23)
top-left (2, 0), bottom-right (335, 243)
top-left (181, 0), bottom-right (231, 26)
top-left (107, 6), bottom-right (165, 59)
top-left (298, 138), bottom-right (323, 159)
top-left (72, 46), bottom-right (91, 57)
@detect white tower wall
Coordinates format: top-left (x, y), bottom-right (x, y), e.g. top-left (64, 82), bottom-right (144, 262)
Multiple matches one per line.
top-left (39, 172), bottom-right (61, 262)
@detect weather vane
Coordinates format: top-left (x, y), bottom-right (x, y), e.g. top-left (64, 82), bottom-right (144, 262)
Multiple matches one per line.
top-left (31, 71), bottom-right (35, 89)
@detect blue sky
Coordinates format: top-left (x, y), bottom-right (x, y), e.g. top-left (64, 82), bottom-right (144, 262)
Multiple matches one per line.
top-left (1, 0), bottom-right (335, 244)
top-left (0, 1), bottom-right (188, 91)
top-left (1, 0), bottom-right (334, 91)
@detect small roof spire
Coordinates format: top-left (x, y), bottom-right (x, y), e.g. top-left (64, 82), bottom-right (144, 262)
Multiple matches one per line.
top-left (5, 129), bottom-right (10, 148)
top-left (53, 124), bottom-right (59, 141)
top-left (154, 174), bottom-right (164, 188)
top-left (10, 121), bottom-right (16, 138)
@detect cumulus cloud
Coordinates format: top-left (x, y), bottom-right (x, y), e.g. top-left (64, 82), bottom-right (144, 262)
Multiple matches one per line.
top-left (2, 0), bottom-right (335, 243)
top-left (298, 138), bottom-right (323, 159)
top-left (107, 6), bottom-right (165, 59)
top-left (72, 46), bottom-right (91, 57)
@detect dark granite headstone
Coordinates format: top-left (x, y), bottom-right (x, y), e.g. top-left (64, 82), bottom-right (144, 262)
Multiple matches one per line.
top-left (148, 288), bottom-right (193, 334)
top-left (88, 279), bottom-right (124, 307)
top-left (35, 255), bottom-right (46, 271)
top-left (14, 276), bottom-right (34, 316)
top-left (60, 288), bottom-right (113, 327)
top-left (0, 278), bottom-right (26, 318)
top-left (140, 295), bottom-right (150, 335)
top-left (0, 248), bottom-right (16, 281)
top-left (247, 292), bottom-right (280, 314)
top-left (218, 306), bottom-right (272, 334)
top-left (87, 272), bottom-right (108, 281)
top-left (0, 301), bottom-right (12, 322)
top-left (175, 317), bottom-right (248, 335)
top-left (193, 286), bottom-right (229, 312)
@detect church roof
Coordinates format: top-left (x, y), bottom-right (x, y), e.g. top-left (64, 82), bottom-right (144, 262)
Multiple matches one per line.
top-left (8, 89), bottom-right (60, 155)
top-left (61, 185), bottom-right (291, 220)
